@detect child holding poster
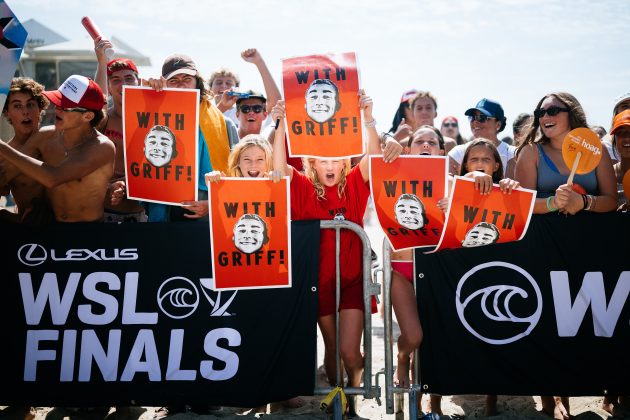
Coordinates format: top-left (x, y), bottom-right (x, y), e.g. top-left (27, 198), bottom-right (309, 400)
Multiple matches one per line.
top-left (205, 134), bottom-right (304, 413)
top-left (272, 92), bottom-right (401, 416)
top-left (390, 125), bottom-right (446, 415)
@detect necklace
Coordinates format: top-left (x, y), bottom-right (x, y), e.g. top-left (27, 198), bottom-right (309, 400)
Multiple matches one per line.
top-left (60, 130), bottom-right (92, 157)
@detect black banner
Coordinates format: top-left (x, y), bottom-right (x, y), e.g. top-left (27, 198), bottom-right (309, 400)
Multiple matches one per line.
top-left (1, 221), bottom-right (319, 407)
top-left (416, 212), bottom-right (630, 396)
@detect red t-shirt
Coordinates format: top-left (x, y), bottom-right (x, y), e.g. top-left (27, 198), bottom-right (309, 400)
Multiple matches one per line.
top-left (290, 165), bottom-right (370, 289)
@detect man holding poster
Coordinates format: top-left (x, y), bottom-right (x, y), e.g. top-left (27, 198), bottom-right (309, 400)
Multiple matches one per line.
top-left (282, 52), bottom-right (363, 158)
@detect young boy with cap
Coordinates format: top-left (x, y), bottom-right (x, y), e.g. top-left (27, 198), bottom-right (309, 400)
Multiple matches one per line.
top-left (448, 98), bottom-right (516, 176)
top-left (0, 75), bottom-right (115, 222)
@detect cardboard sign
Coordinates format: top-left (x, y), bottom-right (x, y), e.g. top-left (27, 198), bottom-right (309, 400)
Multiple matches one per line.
top-left (282, 52), bottom-right (362, 158)
top-left (562, 128), bottom-right (602, 175)
top-left (0, 1), bottom-right (27, 112)
top-left (369, 155), bottom-right (448, 251)
top-left (208, 177), bottom-right (291, 290)
top-left (432, 176), bottom-right (536, 252)
top-left (123, 86), bottom-right (199, 205)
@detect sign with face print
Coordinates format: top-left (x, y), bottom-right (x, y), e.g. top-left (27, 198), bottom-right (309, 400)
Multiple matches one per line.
top-left (208, 177), bottom-right (291, 290)
top-left (369, 155), bottom-right (448, 251)
top-left (123, 86), bottom-right (199, 205)
top-left (432, 177), bottom-right (536, 253)
top-left (282, 52), bottom-right (363, 159)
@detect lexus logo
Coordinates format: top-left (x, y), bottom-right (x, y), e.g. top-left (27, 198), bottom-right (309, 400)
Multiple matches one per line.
top-left (17, 244), bottom-right (47, 266)
top-left (456, 261), bottom-right (542, 345)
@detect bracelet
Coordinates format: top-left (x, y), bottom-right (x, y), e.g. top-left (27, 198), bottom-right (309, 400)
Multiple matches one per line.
top-left (546, 195), bottom-right (558, 212)
top-left (581, 194), bottom-right (588, 210)
top-left (585, 194), bottom-right (594, 211)
top-left (363, 119), bottom-right (377, 128)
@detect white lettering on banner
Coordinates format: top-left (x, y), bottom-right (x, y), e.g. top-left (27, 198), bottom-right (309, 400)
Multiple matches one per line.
top-left (50, 248), bottom-right (139, 262)
top-left (200, 328), bottom-right (241, 381)
top-left (20, 272), bottom-right (81, 325)
top-left (19, 272), bottom-right (158, 326)
top-left (17, 244), bottom-right (138, 266)
top-left (456, 261), bottom-right (543, 345)
top-left (23, 328), bottom-right (241, 382)
top-left (550, 271), bottom-right (630, 337)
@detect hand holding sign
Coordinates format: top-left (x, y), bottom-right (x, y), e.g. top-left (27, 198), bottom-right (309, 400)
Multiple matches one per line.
top-left (81, 16), bottom-right (114, 59)
top-left (562, 127), bottom-right (602, 185)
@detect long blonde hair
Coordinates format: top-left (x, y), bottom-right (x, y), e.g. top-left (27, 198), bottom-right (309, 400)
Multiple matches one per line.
top-left (301, 158), bottom-right (352, 200)
top-left (227, 135), bottom-right (273, 177)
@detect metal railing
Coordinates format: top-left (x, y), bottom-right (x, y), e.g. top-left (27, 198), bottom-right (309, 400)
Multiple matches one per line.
top-left (315, 220), bottom-right (382, 419)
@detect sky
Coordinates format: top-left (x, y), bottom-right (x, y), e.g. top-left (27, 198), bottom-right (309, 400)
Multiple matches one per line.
top-left (9, 0), bottom-right (630, 139)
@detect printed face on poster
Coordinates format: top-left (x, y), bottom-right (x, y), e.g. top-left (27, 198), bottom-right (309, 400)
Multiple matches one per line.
top-left (282, 52), bottom-right (363, 159)
top-left (208, 177), bottom-right (291, 290)
top-left (123, 86), bottom-right (199, 205)
top-left (432, 176), bottom-right (536, 252)
top-left (369, 156), bottom-right (448, 251)
top-left (0, 2), bottom-right (28, 112)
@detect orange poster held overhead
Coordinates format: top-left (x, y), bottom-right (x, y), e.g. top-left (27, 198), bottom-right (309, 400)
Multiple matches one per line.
top-left (282, 52), bottom-right (362, 159)
top-left (432, 176), bottom-right (536, 253)
top-left (208, 177), bottom-right (291, 290)
top-left (123, 86), bottom-right (199, 205)
top-left (369, 156), bottom-right (448, 251)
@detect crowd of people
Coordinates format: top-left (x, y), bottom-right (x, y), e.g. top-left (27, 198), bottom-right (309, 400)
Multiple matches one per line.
top-left (1, 38), bottom-right (629, 420)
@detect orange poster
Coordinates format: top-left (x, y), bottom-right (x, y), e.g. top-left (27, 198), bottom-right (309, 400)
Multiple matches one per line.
top-left (282, 52), bottom-right (362, 158)
top-left (432, 176), bottom-right (536, 253)
top-left (123, 86), bottom-right (199, 205)
top-left (208, 177), bottom-right (291, 290)
top-left (370, 156), bottom-right (448, 251)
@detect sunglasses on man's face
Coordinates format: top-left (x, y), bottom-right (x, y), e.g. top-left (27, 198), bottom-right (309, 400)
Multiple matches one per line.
top-left (534, 106), bottom-right (569, 119)
top-left (55, 105), bottom-right (89, 113)
top-left (239, 104), bottom-right (264, 114)
top-left (443, 122), bottom-right (458, 128)
top-left (468, 114), bottom-right (496, 123)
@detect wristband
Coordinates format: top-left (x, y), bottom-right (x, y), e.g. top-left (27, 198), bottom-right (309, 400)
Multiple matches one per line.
top-left (546, 195), bottom-right (558, 212)
top-left (581, 194), bottom-right (588, 210)
top-left (363, 119), bottom-right (377, 128)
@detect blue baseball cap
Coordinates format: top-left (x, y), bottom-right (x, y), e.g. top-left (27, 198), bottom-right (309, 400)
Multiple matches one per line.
top-left (465, 98), bottom-right (507, 132)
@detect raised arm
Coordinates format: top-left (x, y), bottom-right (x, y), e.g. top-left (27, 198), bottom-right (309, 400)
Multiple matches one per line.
top-left (358, 89), bottom-right (402, 182)
top-left (241, 49), bottom-right (281, 113)
top-left (270, 100), bottom-right (291, 181)
top-left (93, 37), bottom-right (113, 99)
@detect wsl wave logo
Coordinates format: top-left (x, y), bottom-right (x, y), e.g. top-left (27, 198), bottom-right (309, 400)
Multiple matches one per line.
top-left (157, 277), bottom-right (238, 319)
top-left (456, 261), bottom-right (542, 345)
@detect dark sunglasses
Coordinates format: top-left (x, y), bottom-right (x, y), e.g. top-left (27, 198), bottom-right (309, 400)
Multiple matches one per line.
top-left (55, 105), bottom-right (90, 113)
top-left (534, 106), bottom-right (569, 119)
top-left (239, 104), bottom-right (264, 114)
top-left (468, 114), bottom-right (496, 123)
top-left (443, 122), bottom-right (458, 128)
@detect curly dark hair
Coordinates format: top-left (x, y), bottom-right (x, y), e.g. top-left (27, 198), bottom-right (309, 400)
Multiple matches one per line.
top-left (2, 77), bottom-right (50, 114)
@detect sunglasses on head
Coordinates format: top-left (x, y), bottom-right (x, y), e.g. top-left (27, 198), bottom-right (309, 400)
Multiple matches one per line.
top-left (239, 104), bottom-right (264, 114)
top-left (534, 106), bottom-right (569, 119)
top-left (468, 114), bottom-right (496, 123)
top-left (443, 122), bottom-right (458, 128)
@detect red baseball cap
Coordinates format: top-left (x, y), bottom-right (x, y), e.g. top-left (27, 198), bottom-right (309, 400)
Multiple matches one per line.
top-left (43, 75), bottom-right (105, 111)
top-left (106, 58), bottom-right (138, 77)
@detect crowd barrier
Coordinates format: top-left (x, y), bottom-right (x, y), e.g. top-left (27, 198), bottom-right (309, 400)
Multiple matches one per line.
top-left (379, 212), bottom-right (630, 419)
top-left (1, 219), bottom-right (384, 418)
